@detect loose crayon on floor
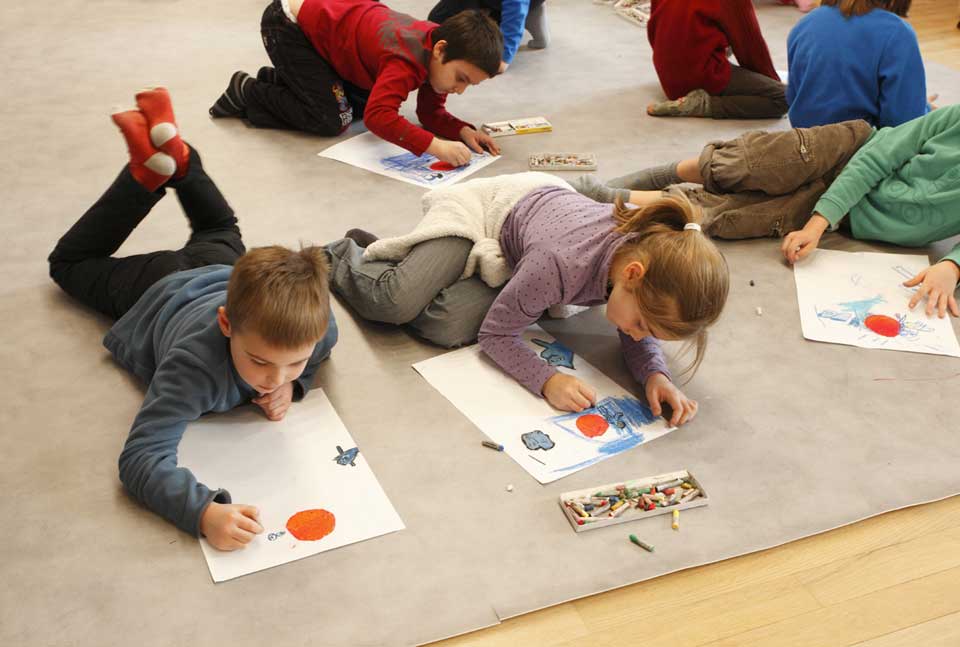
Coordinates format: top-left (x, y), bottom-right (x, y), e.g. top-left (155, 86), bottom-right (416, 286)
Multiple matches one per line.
top-left (481, 440), bottom-right (504, 451)
top-left (629, 534), bottom-right (654, 552)
top-left (672, 509), bottom-right (680, 531)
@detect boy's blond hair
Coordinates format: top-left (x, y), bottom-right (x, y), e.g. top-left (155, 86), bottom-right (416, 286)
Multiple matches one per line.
top-left (225, 245), bottom-right (330, 348)
top-left (612, 195), bottom-right (729, 379)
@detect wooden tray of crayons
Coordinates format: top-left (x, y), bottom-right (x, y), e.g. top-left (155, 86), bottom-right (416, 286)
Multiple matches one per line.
top-left (559, 469), bottom-right (708, 532)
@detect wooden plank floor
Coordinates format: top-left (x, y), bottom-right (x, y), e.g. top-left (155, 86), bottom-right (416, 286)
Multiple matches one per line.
top-left (431, 3), bottom-right (960, 645)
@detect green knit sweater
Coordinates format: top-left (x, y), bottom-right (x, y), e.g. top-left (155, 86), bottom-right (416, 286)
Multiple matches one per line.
top-left (814, 103), bottom-right (960, 266)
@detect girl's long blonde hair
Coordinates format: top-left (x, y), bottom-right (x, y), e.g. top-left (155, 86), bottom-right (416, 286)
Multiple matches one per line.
top-left (612, 194), bottom-right (729, 380)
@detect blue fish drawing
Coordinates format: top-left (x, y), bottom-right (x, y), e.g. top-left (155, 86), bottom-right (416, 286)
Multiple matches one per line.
top-left (532, 338), bottom-right (575, 369)
top-left (333, 445), bottom-right (360, 467)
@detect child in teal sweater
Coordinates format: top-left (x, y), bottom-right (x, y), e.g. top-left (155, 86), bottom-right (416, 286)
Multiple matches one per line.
top-left (573, 104), bottom-right (960, 317)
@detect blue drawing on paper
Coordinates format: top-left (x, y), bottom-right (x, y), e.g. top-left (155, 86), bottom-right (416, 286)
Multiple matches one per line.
top-left (815, 294), bottom-right (935, 343)
top-left (521, 430), bottom-right (555, 451)
top-left (548, 396), bottom-right (658, 473)
top-left (380, 151), bottom-right (478, 185)
top-left (532, 338), bottom-right (575, 369)
top-left (333, 445), bottom-right (360, 467)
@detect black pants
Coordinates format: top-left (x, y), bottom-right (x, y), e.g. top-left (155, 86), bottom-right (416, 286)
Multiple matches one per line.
top-left (245, 0), bottom-right (368, 134)
top-left (48, 147), bottom-right (245, 320)
top-left (428, 0), bottom-right (545, 26)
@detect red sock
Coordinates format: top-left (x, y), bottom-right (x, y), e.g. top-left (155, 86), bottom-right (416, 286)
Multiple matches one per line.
top-left (135, 87), bottom-right (189, 178)
top-left (111, 110), bottom-right (175, 191)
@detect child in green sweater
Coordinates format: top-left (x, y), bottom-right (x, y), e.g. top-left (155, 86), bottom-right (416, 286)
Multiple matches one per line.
top-left (573, 105), bottom-right (960, 318)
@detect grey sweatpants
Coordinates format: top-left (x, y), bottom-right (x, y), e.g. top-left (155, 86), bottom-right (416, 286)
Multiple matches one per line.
top-left (575, 119), bottom-right (874, 239)
top-left (709, 65), bottom-right (788, 120)
top-left (326, 236), bottom-right (499, 348)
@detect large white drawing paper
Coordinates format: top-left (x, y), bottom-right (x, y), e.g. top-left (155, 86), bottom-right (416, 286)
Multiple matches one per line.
top-left (794, 249), bottom-right (960, 357)
top-left (413, 326), bottom-right (675, 484)
top-left (318, 131), bottom-right (500, 188)
top-left (178, 389), bottom-right (405, 582)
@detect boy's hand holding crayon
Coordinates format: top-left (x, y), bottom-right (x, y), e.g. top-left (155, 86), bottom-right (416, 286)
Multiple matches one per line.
top-left (427, 137), bottom-right (474, 167)
top-left (782, 213), bottom-right (829, 265)
top-left (253, 382), bottom-right (294, 421)
top-left (543, 373), bottom-right (597, 412)
top-left (200, 502), bottom-right (264, 551)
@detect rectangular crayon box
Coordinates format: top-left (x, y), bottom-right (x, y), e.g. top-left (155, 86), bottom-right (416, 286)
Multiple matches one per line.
top-left (559, 469), bottom-right (709, 533)
top-left (481, 116), bottom-right (552, 138)
top-left (528, 152), bottom-right (598, 171)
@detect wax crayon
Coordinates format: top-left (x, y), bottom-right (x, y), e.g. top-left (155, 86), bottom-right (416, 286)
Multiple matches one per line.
top-left (629, 535), bottom-right (654, 552)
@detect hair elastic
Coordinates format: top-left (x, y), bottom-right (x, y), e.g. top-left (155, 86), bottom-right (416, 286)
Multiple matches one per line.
top-left (684, 223), bottom-right (702, 232)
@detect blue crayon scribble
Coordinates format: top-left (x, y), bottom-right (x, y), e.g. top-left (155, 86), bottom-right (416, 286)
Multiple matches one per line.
top-left (532, 338), bottom-right (576, 369)
top-left (521, 430), bottom-right (555, 451)
top-left (549, 396), bottom-right (657, 473)
top-left (333, 445), bottom-right (360, 467)
top-left (380, 151), bottom-right (480, 185)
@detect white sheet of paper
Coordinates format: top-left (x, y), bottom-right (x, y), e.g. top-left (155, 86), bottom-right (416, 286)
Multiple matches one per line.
top-left (794, 249), bottom-right (960, 357)
top-left (318, 131), bottom-right (500, 188)
top-left (413, 326), bottom-right (675, 484)
top-left (178, 389), bottom-right (405, 582)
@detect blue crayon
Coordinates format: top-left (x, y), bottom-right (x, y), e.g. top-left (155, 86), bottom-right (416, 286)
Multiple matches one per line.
top-left (481, 440), bottom-right (504, 452)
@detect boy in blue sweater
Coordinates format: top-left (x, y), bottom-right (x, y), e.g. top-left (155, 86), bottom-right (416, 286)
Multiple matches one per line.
top-left (428, 0), bottom-right (549, 70)
top-left (787, 0), bottom-right (929, 128)
top-left (48, 89), bottom-right (338, 551)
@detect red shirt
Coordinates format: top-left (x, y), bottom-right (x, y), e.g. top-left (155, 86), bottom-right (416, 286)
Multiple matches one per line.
top-left (297, 0), bottom-right (471, 155)
top-left (647, 0), bottom-right (780, 99)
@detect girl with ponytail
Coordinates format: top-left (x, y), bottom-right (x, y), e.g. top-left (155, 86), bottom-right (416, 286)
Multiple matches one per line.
top-left (326, 174), bottom-right (730, 424)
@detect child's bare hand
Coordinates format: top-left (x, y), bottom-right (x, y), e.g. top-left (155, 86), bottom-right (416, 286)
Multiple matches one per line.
top-left (542, 373), bottom-right (597, 412)
top-left (645, 372), bottom-right (698, 426)
top-left (253, 382), bottom-right (294, 421)
top-left (199, 502), bottom-right (264, 551)
top-left (904, 261), bottom-right (960, 318)
top-left (929, 93), bottom-right (939, 110)
top-left (782, 213), bottom-right (829, 264)
top-left (460, 126), bottom-right (500, 156)
top-left (427, 137), bottom-right (472, 167)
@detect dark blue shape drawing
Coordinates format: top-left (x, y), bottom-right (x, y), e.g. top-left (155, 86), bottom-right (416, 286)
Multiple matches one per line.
top-left (532, 338), bottom-right (575, 369)
top-left (521, 430), bottom-right (555, 451)
top-left (549, 396), bottom-right (657, 473)
top-left (333, 445), bottom-right (360, 467)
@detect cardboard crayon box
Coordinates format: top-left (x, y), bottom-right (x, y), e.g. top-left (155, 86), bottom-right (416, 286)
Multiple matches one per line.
top-left (559, 469), bottom-right (709, 532)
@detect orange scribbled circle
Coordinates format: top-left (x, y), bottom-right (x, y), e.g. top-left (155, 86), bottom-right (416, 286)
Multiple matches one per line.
top-left (864, 314), bottom-right (901, 338)
top-left (286, 509), bottom-right (336, 541)
top-left (576, 414), bottom-right (609, 438)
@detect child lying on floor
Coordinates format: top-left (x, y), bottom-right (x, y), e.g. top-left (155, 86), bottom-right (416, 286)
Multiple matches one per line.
top-left (325, 173), bottom-right (730, 425)
top-left (49, 88), bottom-right (338, 551)
top-left (574, 105), bottom-right (960, 318)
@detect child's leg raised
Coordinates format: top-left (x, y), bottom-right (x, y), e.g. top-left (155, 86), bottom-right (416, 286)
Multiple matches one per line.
top-left (326, 236), bottom-right (474, 326)
top-left (708, 66), bottom-right (787, 120)
top-left (409, 276), bottom-right (499, 348)
top-left (48, 113), bottom-right (181, 318)
top-left (170, 147), bottom-right (246, 269)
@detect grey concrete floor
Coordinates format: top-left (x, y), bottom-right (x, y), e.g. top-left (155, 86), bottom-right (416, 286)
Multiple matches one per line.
top-left (2, 1), bottom-right (959, 646)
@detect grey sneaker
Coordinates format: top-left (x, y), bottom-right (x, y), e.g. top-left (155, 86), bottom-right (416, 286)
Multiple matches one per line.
top-left (648, 89), bottom-right (712, 117)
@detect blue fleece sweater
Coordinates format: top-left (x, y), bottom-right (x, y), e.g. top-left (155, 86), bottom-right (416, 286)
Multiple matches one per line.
top-left (104, 265), bottom-right (338, 537)
top-left (500, 0), bottom-right (531, 65)
top-left (786, 5), bottom-right (927, 129)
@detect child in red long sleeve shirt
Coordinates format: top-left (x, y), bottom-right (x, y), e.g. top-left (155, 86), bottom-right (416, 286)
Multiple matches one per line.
top-left (211, 0), bottom-right (503, 167)
top-left (646, 0), bottom-right (787, 120)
